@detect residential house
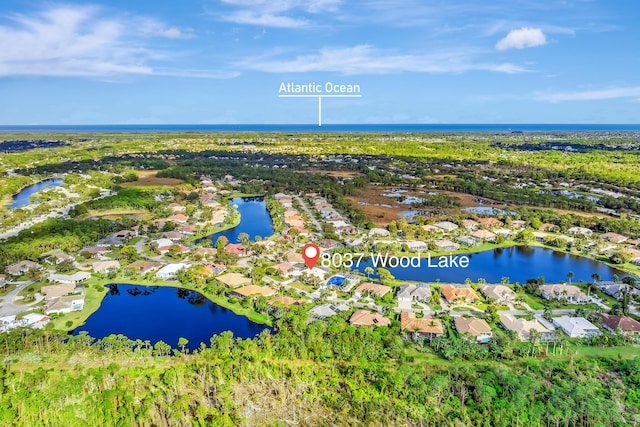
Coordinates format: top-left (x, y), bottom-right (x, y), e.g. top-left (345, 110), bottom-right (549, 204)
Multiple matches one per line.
top-left (80, 246), bottom-right (110, 256)
top-left (480, 284), bottom-right (516, 303)
top-left (5, 260), bottom-right (44, 276)
top-left (20, 313), bottom-right (50, 329)
top-left (308, 303), bottom-right (350, 320)
top-left (192, 248), bottom-right (217, 260)
top-left (540, 223), bottom-right (559, 232)
top-left (598, 283), bottom-right (637, 300)
top-left (45, 295), bottom-right (85, 314)
top-left (433, 239), bottom-right (460, 251)
top-left (271, 262), bottom-right (297, 277)
top-left (472, 229), bottom-right (496, 242)
top-left (155, 263), bottom-right (189, 280)
top-left (215, 272), bottom-right (252, 288)
top-left (224, 243), bottom-right (247, 256)
top-left (349, 310), bottom-right (390, 327)
top-left (230, 285), bottom-right (277, 299)
top-left (369, 228), bottom-right (390, 238)
top-left (318, 239), bottom-right (341, 250)
top-left (478, 218), bottom-right (503, 228)
top-left (433, 221), bottom-right (458, 232)
top-left (499, 313), bottom-right (556, 341)
top-left (168, 214), bottom-right (188, 223)
top-left (268, 296), bottom-right (307, 309)
top-left (400, 312), bottom-right (444, 340)
top-left (441, 284), bottom-right (478, 304)
top-left (354, 282), bottom-right (392, 298)
top-left (597, 313), bottom-right (640, 340)
top-left (462, 219), bottom-right (479, 231)
top-left (48, 272), bottom-right (91, 285)
top-left (41, 282), bottom-right (83, 300)
top-left (509, 220), bottom-right (527, 229)
top-left (45, 252), bottom-right (74, 265)
top-left (454, 317), bottom-right (493, 343)
top-left (540, 284), bottom-right (589, 303)
top-left (157, 244), bottom-right (189, 255)
top-left (553, 316), bottom-right (601, 338)
top-left (566, 227), bottom-right (593, 237)
top-left (162, 231), bottom-right (183, 241)
top-left (91, 260), bottom-right (121, 273)
top-left (396, 284), bottom-right (432, 303)
top-left (405, 240), bottom-right (428, 252)
top-left (456, 236), bottom-right (478, 246)
top-left (421, 224), bottom-right (441, 234)
top-left (600, 232), bottom-right (629, 244)
top-left (125, 260), bottom-right (162, 275)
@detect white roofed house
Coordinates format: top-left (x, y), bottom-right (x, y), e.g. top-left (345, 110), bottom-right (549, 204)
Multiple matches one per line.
top-left (405, 240), bottom-right (428, 252)
top-left (480, 284), bottom-right (516, 304)
top-left (91, 260), bottom-right (121, 274)
top-left (566, 227), bottom-right (593, 237)
top-left (499, 313), bottom-right (556, 342)
top-left (155, 263), bottom-right (189, 280)
top-left (553, 316), bottom-right (601, 338)
top-left (433, 221), bottom-right (458, 232)
top-left (396, 284), bottom-right (432, 303)
top-left (433, 239), bottom-right (460, 251)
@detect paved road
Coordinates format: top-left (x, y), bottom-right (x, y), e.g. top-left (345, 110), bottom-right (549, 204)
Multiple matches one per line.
top-left (293, 195), bottom-right (322, 234)
top-left (0, 280), bottom-right (36, 317)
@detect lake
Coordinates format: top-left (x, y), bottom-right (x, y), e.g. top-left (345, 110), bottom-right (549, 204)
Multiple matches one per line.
top-left (355, 245), bottom-right (630, 283)
top-left (207, 197), bottom-right (274, 244)
top-left (74, 284), bottom-right (270, 350)
top-left (10, 178), bottom-right (64, 208)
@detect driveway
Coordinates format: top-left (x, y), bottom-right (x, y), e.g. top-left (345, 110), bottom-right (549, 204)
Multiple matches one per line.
top-left (0, 280), bottom-right (38, 317)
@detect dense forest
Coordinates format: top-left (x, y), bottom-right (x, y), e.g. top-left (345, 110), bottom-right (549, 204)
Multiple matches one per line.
top-left (0, 314), bottom-right (638, 426)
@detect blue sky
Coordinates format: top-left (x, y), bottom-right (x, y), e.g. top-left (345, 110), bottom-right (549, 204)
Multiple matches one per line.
top-left (0, 0), bottom-right (639, 124)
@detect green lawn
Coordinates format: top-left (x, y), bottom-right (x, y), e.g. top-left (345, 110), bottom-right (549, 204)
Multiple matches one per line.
top-left (288, 281), bottom-right (313, 293)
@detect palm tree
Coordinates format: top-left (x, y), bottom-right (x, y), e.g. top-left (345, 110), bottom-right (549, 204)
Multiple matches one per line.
top-left (591, 273), bottom-right (600, 284)
top-left (566, 271), bottom-right (574, 285)
top-left (364, 266), bottom-right (374, 280)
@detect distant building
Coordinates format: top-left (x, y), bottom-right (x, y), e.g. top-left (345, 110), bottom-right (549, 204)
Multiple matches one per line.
top-left (433, 221), bottom-right (458, 232)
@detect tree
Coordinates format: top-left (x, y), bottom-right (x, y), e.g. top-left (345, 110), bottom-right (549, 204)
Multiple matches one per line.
top-left (566, 271), bottom-right (574, 285)
top-left (178, 337), bottom-right (189, 354)
top-left (364, 266), bottom-right (374, 279)
top-left (542, 304), bottom-right (553, 322)
top-left (238, 232), bottom-right (250, 246)
top-left (591, 273), bottom-right (601, 283)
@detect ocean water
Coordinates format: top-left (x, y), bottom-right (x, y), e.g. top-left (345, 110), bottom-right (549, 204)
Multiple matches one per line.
top-left (1, 124), bottom-right (640, 133)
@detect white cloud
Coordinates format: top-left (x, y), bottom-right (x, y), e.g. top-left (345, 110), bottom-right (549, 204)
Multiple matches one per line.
top-left (536, 86), bottom-right (640, 102)
top-left (218, 0), bottom-right (342, 28)
top-left (496, 27), bottom-right (547, 50)
top-left (235, 44), bottom-right (529, 74)
top-left (0, 4), bottom-right (218, 78)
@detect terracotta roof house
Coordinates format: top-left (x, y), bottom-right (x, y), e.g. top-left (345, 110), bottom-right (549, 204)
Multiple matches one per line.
top-left (600, 232), bottom-right (628, 244)
top-left (318, 238), bottom-right (341, 250)
top-left (354, 282), bottom-right (392, 298)
top-left (499, 313), bottom-right (556, 342)
top-left (231, 285), bottom-right (277, 299)
top-left (597, 313), bottom-right (640, 338)
top-left (440, 284), bottom-right (478, 303)
top-left (167, 214), bottom-right (188, 223)
top-left (271, 262), bottom-right (297, 276)
top-left (125, 260), bottom-right (162, 275)
top-left (286, 251), bottom-right (305, 263)
top-left (215, 272), bottom-right (252, 288)
top-left (224, 243), bottom-right (247, 256)
top-left (349, 310), bottom-right (391, 327)
top-left (480, 284), bottom-right (516, 303)
top-left (478, 218), bottom-right (503, 228)
top-left (433, 221), bottom-right (458, 232)
top-left (540, 223), bottom-right (559, 232)
top-left (454, 317), bottom-right (493, 343)
top-left (400, 312), bottom-right (444, 340)
top-left (422, 224), bottom-right (440, 234)
top-left (553, 316), bottom-right (601, 338)
top-left (540, 284), bottom-right (589, 303)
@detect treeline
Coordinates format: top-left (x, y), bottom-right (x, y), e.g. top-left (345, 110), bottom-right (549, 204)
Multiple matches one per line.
top-left (0, 218), bottom-right (118, 267)
top-left (0, 316), bottom-right (638, 426)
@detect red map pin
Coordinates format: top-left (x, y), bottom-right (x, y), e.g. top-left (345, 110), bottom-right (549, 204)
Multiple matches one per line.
top-left (302, 243), bottom-right (320, 270)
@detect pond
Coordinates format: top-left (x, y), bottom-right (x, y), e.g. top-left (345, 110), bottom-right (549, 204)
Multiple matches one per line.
top-left (207, 197), bottom-right (274, 244)
top-left (10, 178), bottom-right (64, 208)
top-left (74, 284), bottom-right (270, 351)
top-left (355, 245), bottom-right (630, 283)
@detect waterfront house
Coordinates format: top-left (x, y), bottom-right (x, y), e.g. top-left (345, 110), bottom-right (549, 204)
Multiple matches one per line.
top-left (472, 229), bottom-right (496, 242)
top-left (552, 316), bottom-right (601, 338)
top-left (45, 295), bottom-right (85, 314)
top-left (596, 313), bottom-right (640, 340)
top-left (155, 263), bottom-right (189, 280)
top-left (540, 284), bottom-right (589, 303)
top-left (349, 310), bottom-right (390, 327)
top-left (441, 284), bottom-right (478, 304)
top-left (454, 317), bottom-right (493, 343)
top-left (433, 239), bottom-right (460, 251)
top-left (405, 240), bottom-right (428, 252)
top-left (396, 284), bottom-right (432, 303)
top-left (215, 272), bottom-right (252, 288)
top-left (91, 260), bottom-right (121, 273)
top-left (230, 285), bottom-right (277, 299)
top-left (125, 260), bottom-right (162, 275)
top-left (41, 282), bottom-right (83, 300)
top-left (480, 284), bottom-right (516, 303)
